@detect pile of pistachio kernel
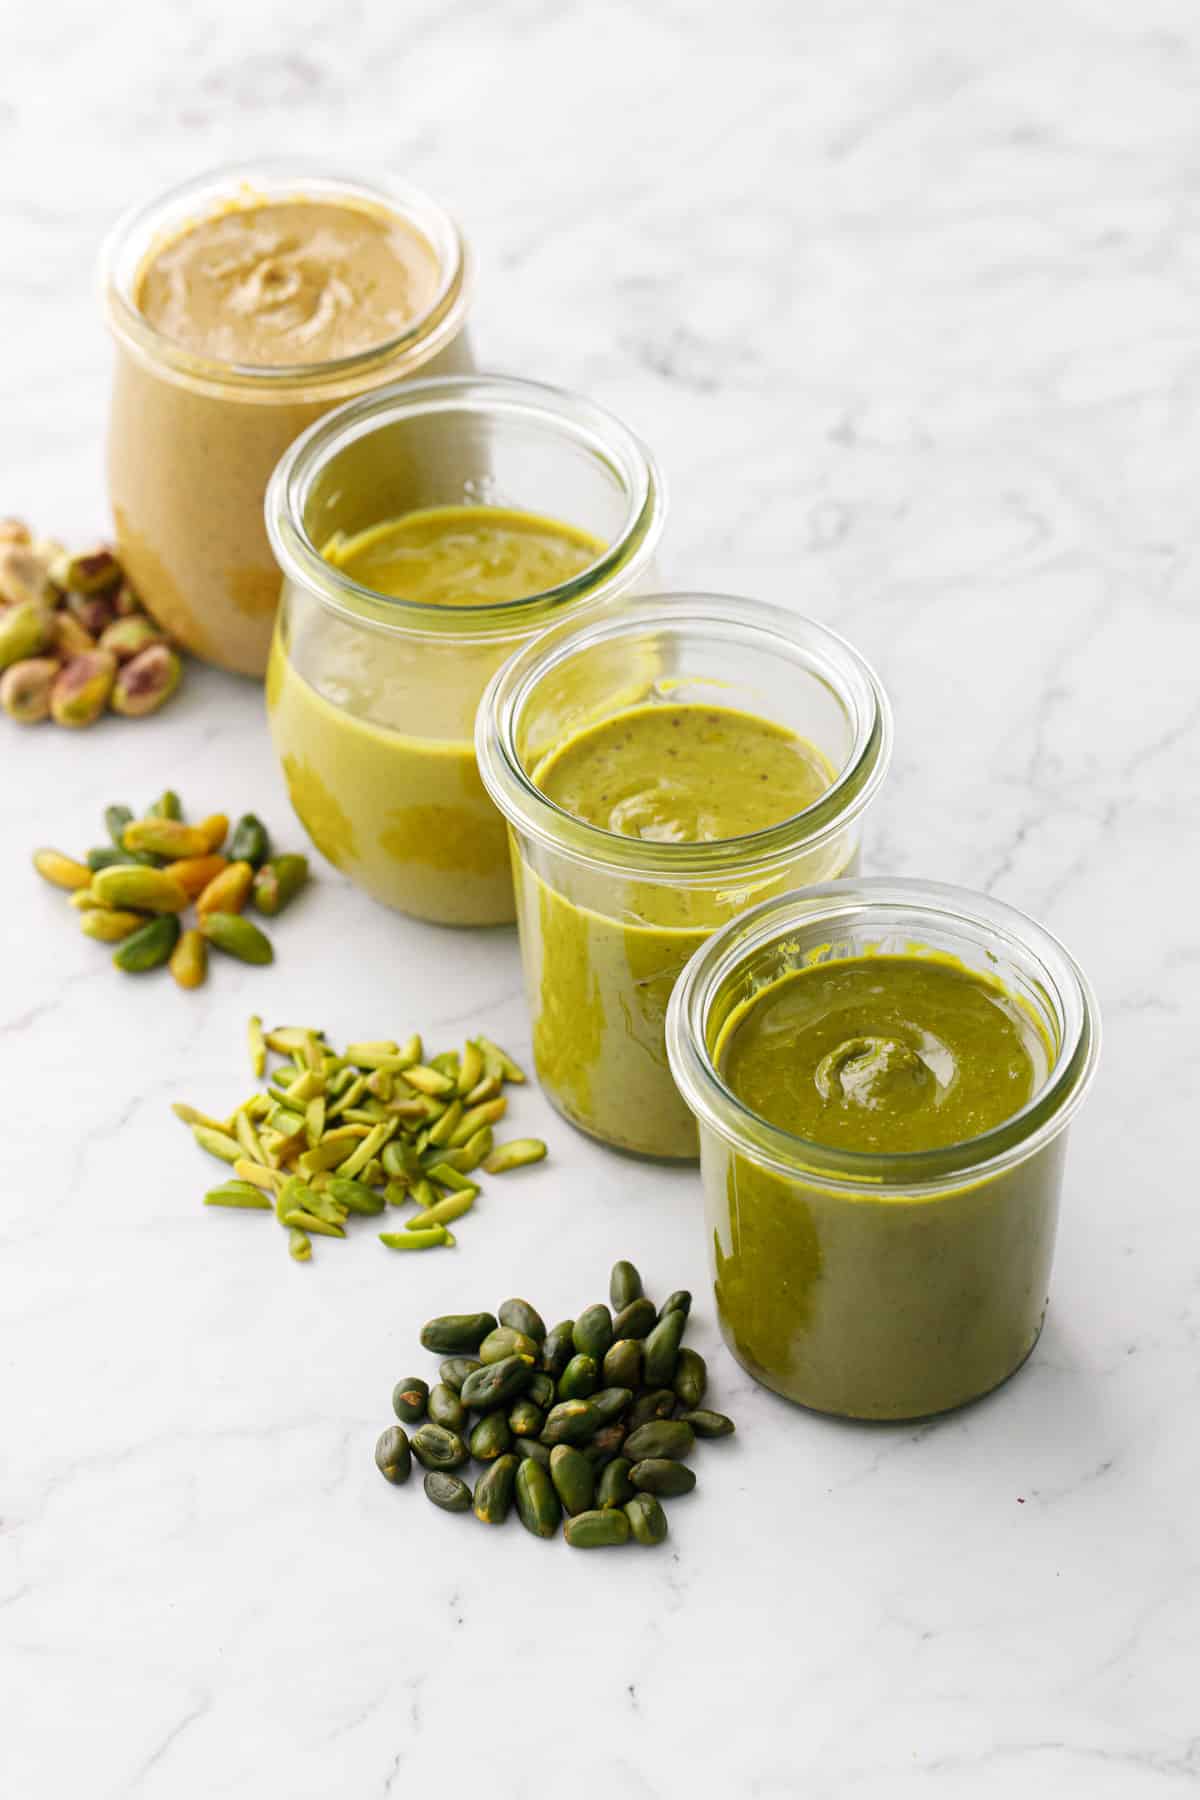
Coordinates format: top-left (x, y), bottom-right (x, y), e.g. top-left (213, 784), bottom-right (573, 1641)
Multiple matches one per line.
top-left (0, 519), bottom-right (182, 725)
top-left (32, 790), bottom-right (308, 988)
top-left (175, 1019), bottom-right (546, 1262)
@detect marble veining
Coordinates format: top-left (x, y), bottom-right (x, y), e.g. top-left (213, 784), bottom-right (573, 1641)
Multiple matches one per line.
top-left (4, 1), bottom-right (1199, 1795)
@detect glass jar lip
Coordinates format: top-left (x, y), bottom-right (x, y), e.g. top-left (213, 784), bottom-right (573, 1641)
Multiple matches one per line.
top-left (98, 158), bottom-right (470, 394)
top-left (264, 372), bottom-right (664, 637)
top-left (665, 877), bottom-right (1101, 1195)
top-left (475, 594), bottom-right (893, 879)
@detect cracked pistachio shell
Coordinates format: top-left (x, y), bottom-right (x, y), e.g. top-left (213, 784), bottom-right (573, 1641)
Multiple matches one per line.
top-left (49, 650), bottom-right (117, 727)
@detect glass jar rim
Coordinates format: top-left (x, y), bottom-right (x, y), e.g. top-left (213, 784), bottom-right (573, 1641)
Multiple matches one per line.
top-left (264, 372), bottom-right (664, 638)
top-left (475, 594), bottom-right (893, 880)
top-left (665, 877), bottom-right (1101, 1194)
top-left (98, 158), bottom-right (470, 395)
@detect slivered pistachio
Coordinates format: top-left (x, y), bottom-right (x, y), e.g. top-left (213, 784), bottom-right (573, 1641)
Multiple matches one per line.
top-left (233, 1159), bottom-right (283, 1192)
top-left (247, 1014), bottom-right (267, 1078)
top-left (382, 1139), bottom-right (422, 1181)
top-left (344, 1040), bottom-right (398, 1062)
top-left (476, 1036), bottom-right (526, 1084)
top-left (327, 1074), bottom-right (367, 1117)
top-left (464, 1073), bottom-right (502, 1105)
top-left (233, 1109), bottom-right (269, 1166)
top-left (483, 1138), bottom-right (547, 1174)
top-left (204, 1182), bottom-right (273, 1209)
top-left (405, 1190), bottom-right (477, 1231)
top-left (305, 1097), bottom-right (325, 1147)
top-left (282, 1208), bottom-right (345, 1239)
top-left (410, 1177), bottom-right (440, 1211)
top-left (337, 1120), bottom-right (396, 1181)
top-left (455, 1128), bottom-right (493, 1173)
top-left (284, 1069), bottom-right (325, 1103)
top-left (399, 1064), bottom-right (456, 1097)
top-left (192, 1124), bottom-right (242, 1163)
top-left (288, 1227), bottom-right (312, 1261)
top-left (425, 1161), bottom-right (476, 1193)
top-left (457, 1041), bottom-right (484, 1094)
top-left (364, 1068), bottom-right (394, 1101)
top-left (379, 1227), bottom-right (450, 1251)
top-left (265, 1027), bottom-right (324, 1054)
top-left (448, 1097), bottom-right (507, 1147)
top-left (426, 1100), bottom-right (463, 1147)
top-left (173, 1103), bottom-right (231, 1132)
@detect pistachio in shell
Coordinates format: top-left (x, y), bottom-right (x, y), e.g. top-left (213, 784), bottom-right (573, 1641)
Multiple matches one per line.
top-left (0, 598), bottom-right (51, 670)
top-left (0, 656), bottom-right (59, 722)
top-left (111, 643), bottom-right (182, 717)
top-left (49, 650), bottom-right (117, 727)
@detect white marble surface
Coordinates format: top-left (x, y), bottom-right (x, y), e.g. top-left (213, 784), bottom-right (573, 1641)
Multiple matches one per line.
top-left (4, 2), bottom-right (1199, 1794)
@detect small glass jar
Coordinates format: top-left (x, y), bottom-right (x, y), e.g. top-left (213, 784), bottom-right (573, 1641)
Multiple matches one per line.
top-left (101, 160), bottom-right (473, 677)
top-left (265, 374), bottom-right (664, 927)
top-left (476, 596), bottom-right (892, 1159)
top-left (666, 878), bottom-right (1101, 1421)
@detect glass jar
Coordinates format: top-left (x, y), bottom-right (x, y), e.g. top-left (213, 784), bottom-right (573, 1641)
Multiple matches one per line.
top-left (476, 596), bottom-right (892, 1159)
top-left (666, 878), bottom-right (1101, 1420)
top-left (265, 374), bottom-right (664, 927)
top-left (101, 160), bottom-right (473, 677)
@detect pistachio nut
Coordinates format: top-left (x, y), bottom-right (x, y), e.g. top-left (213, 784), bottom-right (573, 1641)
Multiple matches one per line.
top-left (51, 612), bottom-right (97, 657)
top-left (0, 598), bottom-right (52, 670)
top-left (98, 615), bottom-right (164, 662)
top-left (32, 848), bottom-right (92, 891)
top-left (112, 583), bottom-right (140, 617)
top-left (80, 907), bottom-right (146, 943)
top-left (1, 656), bottom-right (59, 722)
top-left (50, 546), bottom-right (121, 594)
top-left (165, 853), bottom-right (228, 900)
top-left (169, 927), bottom-right (208, 990)
top-left (91, 865), bottom-right (190, 913)
top-left (112, 913), bottom-right (181, 973)
top-left (49, 650), bottom-right (117, 727)
top-left (200, 910), bottom-right (274, 965)
top-left (252, 853), bottom-right (309, 917)
top-left (65, 591), bottom-right (116, 639)
top-left (196, 860), bottom-right (254, 919)
top-left (110, 644), bottom-right (182, 717)
top-left (123, 818), bottom-right (210, 860)
top-left (195, 813), bottom-right (229, 854)
top-left (482, 1138), bottom-right (547, 1174)
top-left (0, 545), bottom-right (54, 609)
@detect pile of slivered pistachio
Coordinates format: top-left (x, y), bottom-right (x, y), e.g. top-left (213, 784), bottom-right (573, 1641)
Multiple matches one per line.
top-left (375, 1264), bottom-right (735, 1548)
top-left (33, 791), bottom-right (308, 987)
top-left (0, 521), bottom-right (182, 725)
top-left (176, 1020), bottom-right (546, 1263)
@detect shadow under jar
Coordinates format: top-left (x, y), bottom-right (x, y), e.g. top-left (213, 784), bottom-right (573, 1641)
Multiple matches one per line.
top-left (666, 879), bottom-right (1101, 1421)
top-left (101, 161), bottom-right (474, 676)
top-left (476, 596), bottom-right (892, 1160)
top-left (265, 375), bottom-right (664, 927)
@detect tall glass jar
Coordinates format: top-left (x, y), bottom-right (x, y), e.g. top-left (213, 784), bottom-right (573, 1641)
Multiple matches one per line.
top-left (101, 161), bottom-right (473, 676)
top-left (476, 596), bottom-right (892, 1159)
top-left (666, 879), bottom-right (1101, 1420)
top-left (265, 375), bottom-right (664, 927)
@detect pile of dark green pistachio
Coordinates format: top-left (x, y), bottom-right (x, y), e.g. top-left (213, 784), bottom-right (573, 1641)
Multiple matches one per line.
top-left (375, 1261), bottom-right (735, 1547)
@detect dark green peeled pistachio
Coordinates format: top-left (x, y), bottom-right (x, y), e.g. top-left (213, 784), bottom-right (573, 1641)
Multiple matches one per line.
top-left (526, 1372), bottom-right (556, 1411)
top-left (624, 1419), bottom-right (694, 1462)
top-left (612, 1297), bottom-right (657, 1341)
top-left (470, 1412), bottom-right (512, 1462)
top-left (549, 1445), bottom-right (596, 1516)
top-left (588, 1387), bottom-right (633, 1426)
top-left (228, 812), bottom-right (270, 867)
top-left (392, 1376), bottom-right (429, 1423)
top-left (582, 1422), bottom-right (627, 1469)
top-left (572, 1304), bottom-right (614, 1360)
top-left (564, 1508), bottom-right (630, 1549)
top-left (557, 1353), bottom-right (599, 1400)
top-left (603, 1338), bottom-right (643, 1388)
top-left (438, 1356), bottom-right (482, 1394)
top-left (508, 1398), bottom-right (544, 1438)
top-left (680, 1409), bottom-right (736, 1439)
top-left (428, 1383), bottom-right (467, 1431)
top-left (459, 1354), bottom-right (534, 1412)
top-left (672, 1347), bottom-right (707, 1411)
top-left (609, 1260), bottom-right (643, 1312)
top-left (625, 1492), bottom-right (668, 1545)
top-left (626, 1389), bottom-right (677, 1430)
top-left (113, 913), bottom-right (180, 973)
top-left (658, 1289), bottom-right (691, 1322)
top-left (474, 1453), bottom-right (518, 1524)
top-left (515, 1455), bottom-right (561, 1537)
top-left (630, 1458), bottom-right (696, 1498)
top-left (540, 1320), bottom-right (576, 1377)
top-left (411, 1423), bottom-right (469, 1471)
top-left (480, 1326), bottom-right (540, 1365)
top-left (596, 1457), bottom-right (635, 1510)
top-left (421, 1313), bottom-right (498, 1355)
top-left (642, 1307), bottom-right (686, 1386)
top-left (540, 1400), bottom-right (599, 1447)
top-left (424, 1471), bottom-right (472, 1513)
top-left (498, 1297), bottom-right (546, 1342)
top-left (375, 1425), bottom-right (411, 1485)
top-left (514, 1436), bottom-right (552, 1468)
